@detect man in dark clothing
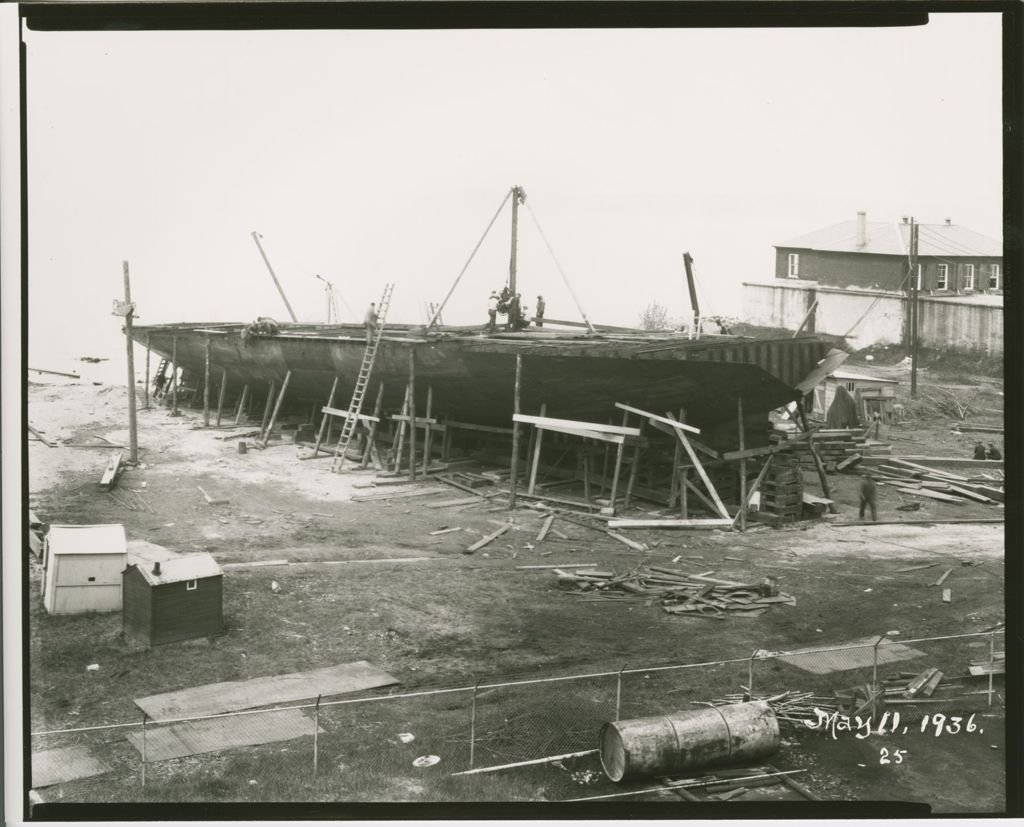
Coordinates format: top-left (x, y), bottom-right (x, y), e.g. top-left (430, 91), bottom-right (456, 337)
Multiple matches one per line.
top-left (364, 302), bottom-right (378, 345)
top-left (859, 473), bottom-right (878, 522)
top-left (986, 443), bottom-right (1002, 461)
top-left (534, 295), bottom-right (546, 327)
top-left (973, 442), bottom-right (987, 460)
top-left (507, 293), bottom-right (522, 331)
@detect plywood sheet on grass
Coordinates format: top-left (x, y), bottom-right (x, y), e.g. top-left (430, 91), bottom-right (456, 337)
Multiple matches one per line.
top-left (32, 745), bottom-right (111, 788)
top-left (134, 660), bottom-right (398, 720)
top-left (125, 707), bottom-right (321, 761)
top-left (776, 636), bottom-right (926, 674)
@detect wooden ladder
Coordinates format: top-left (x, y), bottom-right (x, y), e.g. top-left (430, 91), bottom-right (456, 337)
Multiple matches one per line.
top-left (153, 359), bottom-right (170, 399)
top-left (331, 284), bottom-right (395, 472)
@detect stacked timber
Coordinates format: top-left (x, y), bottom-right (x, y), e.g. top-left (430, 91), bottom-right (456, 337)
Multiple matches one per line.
top-left (870, 458), bottom-right (1004, 507)
top-left (550, 563), bottom-right (795, 619)
top-left (770, 428), bottom-right (891, 470)
top-left (759, 454), bottom-right (803, 524)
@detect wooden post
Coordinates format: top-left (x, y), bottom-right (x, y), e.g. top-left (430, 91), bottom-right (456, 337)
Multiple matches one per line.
top-left (681, 468), bottom-right (689, 518)
top-left (170, 335), bottom-right (180, 416)
top-left (312, 376), bottom-right (340, 456)
top-left (121, 262), bottom-right (139, 464)
top-left (441, 415), bottom-right (452, 461)
top-left (407, 349), bottom-right (417, 480)
top-left (234, 384), bottom-right (249, 426)
top-left (795, 399), bottom-right (836, 511)
top-left (216, 368), bottom-right (227, 427)
top-left (623, 421), bottom-right (644, 509)
top-left (582, 453), bottom-right (591, 503)
top-left (393, 384), bottom-right (411, 472)
top-left (509, 354), bottom-right (523, 508)
top-left (262, 371), bottom-right (292, 448)
top-left (361, 382), bottom-right (386, 469)
top-left (422, 385), bottom-right (434, 474)
top-left (141, 713), bottom-right (147, 788)
top-left (202, 336), bottom-right (211, 426)
top-left (668, 408), bottom-right (684, 508)
top-left (143, 333), bottom-right (151, 410)
top-left (738, 396), bottom-right (746, 532)
top-left (260, 379), bottom-right (276, 438)
top-left (527, 403), bottom-right (547, 494)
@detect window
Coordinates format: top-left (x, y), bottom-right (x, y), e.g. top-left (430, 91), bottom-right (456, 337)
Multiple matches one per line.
top-left (990, 264), bottom-right (1001, 290)
top-left (787, 253), bottom-right (800, 278)
top-left (936, 264), bottom-right (948, 290)
top-left (186, 580), bottom-right (198, 591)
top-left (963, 264), bottom-right (975, 290)
top-left (846, 382), bottom-right (856, 392)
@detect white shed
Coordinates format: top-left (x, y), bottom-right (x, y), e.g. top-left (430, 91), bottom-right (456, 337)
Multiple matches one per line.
top-left (42, 524), bottom-right (127, 615)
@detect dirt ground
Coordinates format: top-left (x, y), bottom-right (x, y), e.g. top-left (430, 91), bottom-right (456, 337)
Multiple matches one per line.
top-left (23, 355), bottom-right (1006, 812)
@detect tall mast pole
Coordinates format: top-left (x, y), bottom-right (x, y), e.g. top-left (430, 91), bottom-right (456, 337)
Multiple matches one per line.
top-left (251, 231), bottom-right (299, 323)
top-left (119, 261), bottom-right (139, 465)
top-left (508, 186), bottom-right (526, 294)
top-left (910, 218), bottom-right (919, 399)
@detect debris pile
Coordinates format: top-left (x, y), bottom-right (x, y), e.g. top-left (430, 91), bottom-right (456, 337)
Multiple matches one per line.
top-left (550, 563), bottom-right (795, 619)
top-left (700, 691), bottom-right (841, 726)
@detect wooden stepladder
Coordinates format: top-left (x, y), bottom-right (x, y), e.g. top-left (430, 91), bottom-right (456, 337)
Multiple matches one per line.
top-left (330, 283), bottom-right (394, 472)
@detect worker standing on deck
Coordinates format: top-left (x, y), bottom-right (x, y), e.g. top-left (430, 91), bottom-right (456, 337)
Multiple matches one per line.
top-left (973, 442), bottom-right (987, 460)
top-left (487, 292), bottom-right (499, 333)
top-left (507, 292), bottom-right (522, 331)
top-left (534, 295), bottom-right (546, 328)
top-left (859, 472), bottom-right (878, 522)
top-left (364, 302), bottom-right (379, 345)
top-left (986, 443), bottom-right (1002, 461)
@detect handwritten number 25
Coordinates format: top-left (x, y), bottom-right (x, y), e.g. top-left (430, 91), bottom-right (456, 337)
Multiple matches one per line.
top-left (880, 748), bottom-right (906, 765)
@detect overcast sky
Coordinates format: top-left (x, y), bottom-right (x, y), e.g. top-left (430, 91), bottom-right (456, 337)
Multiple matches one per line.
top-left (22, 14), bottom-right (1002, 369)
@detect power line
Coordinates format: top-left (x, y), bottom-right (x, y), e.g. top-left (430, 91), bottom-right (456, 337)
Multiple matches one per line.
top-left (915, 225), bottom-right (999, 258)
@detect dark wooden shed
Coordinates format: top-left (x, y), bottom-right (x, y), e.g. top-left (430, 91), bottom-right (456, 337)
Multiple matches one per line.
top-left (122, 551), bottom-right (224, 646)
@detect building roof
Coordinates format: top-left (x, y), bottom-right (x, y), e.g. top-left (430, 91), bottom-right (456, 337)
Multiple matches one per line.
top-left (830, 369), bottom-right (898, 385)
top-left (126, 539), bottom-right (182, 567)
top-left (132, 552), bottom-right (223, 586)
top-left (47, 524), bottom-right (126, 556)
top-left (777, 219), bottom-right (1001, 258)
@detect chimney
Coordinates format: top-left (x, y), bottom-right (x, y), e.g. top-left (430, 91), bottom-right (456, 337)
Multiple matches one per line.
top-left (856, 211), bottom-right (867, 248)
top-left (945, 217), bottom-right (952, 226)
top-left (902, 216), bottom-right (910, 224)
top-left (152, 561), bottom-right (161, 576)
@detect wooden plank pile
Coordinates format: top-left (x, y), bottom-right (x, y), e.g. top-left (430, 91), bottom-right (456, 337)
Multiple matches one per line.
top-left (757, 453), bottom-right (803, 524)
top-left (549, 563), bottom-right (795, 619)
top-left (771, 427), bottom-right (892, 469)
top-left (968, 652), bottom-right (1005, 677)
top-left (868, 458), bottom-right (1005, 507)
top-left (702, 691), bottom-right (841, 726)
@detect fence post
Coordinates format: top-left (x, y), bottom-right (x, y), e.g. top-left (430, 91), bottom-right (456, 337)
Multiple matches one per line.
top-left (747, 650), bottom-right (758, 701)
top-left (616, 664), bottom-right (627, 721)
top-left (313, 694), bottom-right (322, 781)
top-left (469, 681), bottom-right (481, 770)
top-left (141, 713), bottom-right (147, 789)
top-left (872, 634), bottom-right (886, 718)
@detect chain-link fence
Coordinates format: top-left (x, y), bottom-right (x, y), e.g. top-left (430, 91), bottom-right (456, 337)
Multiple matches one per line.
top-left (28, 625), bottom-right (1004, 803)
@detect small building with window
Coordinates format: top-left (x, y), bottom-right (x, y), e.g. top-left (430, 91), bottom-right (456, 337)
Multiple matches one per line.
top-left (815, 369), bottom-right (899, 424)
top-left (122, 551), bottom-right (224, 646)
top-left (42, 524), bottom-right (128, 615)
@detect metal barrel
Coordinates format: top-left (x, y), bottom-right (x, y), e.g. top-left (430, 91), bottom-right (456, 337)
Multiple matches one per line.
top-left (599, 700), bottom-right (779, 782)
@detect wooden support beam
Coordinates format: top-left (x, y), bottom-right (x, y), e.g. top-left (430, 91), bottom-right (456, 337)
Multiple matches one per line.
top-left (261, 371), bottom-right (292, 448)
top-left (143, 334), bottom-right (151, 409)
top-left (614, 402), bottom-right (701, 434)
top-left (422, 386), bottom-right (434, 475)
top-left (465, 523), bottom-right (513, 554)
top-left (527, 403), bottom-right (547, 495)
top-left (796, 399), bottom-right (836, 512)
top-left (260, 379), bottom-right (276, 437)
top-left (732, 454), bottom-right (775, 529)
top-left (392, 384), bottom-right (411, 473)
top-left (408, 349), bottom-right (417, 481)
top-left (313, 376), bottom-right (340, 456)
top-left (170, 335), bottom-right (179, 415)
top-left (624, 418), bottom-right (644, 509)
top-left (513, 413), bottom-right (642, 437)
top-left (684, 477), bottom-right (719, 515)
top-left (99, 450), bottom-right (125, 492)
top-left (216, 368), bottom-right (227, 427)
top-left (721, 444), bottom-right (779, 462)
top-left (389, 414), bottom-right (438, 426)
top-left (446, 419), bottom-right (515, 435)
top-left (738, 396), bottom-right (746, 532)
top-left (606, 441), bottom-right (626, 515)
top-left (536, 513), bottom-right (555, 543)
top-left (323, 406), bottom-right (381, 423)
top-left (203, 336), bottom-right (211, 427)
top-left (361, 383), bottom-right (386, 470)
top-left (509, 354), bottom-right (523, 508)
top-left (234, 384), bottom-right (249, 426)
top-left (608, 518), bottom-right (734, 530)
top-left (666, 413), bottom-right (730, 519)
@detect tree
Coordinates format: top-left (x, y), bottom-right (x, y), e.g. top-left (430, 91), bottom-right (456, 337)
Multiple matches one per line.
top-left (639, 301), bottom-right (671, 331)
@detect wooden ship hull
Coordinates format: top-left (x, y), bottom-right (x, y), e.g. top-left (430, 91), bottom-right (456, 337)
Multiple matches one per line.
top-left (129, 321), bottom-right (833, 435)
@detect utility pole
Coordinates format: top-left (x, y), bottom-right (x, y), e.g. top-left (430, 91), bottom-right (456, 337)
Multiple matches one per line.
top-left (113, 261), bottom-right (139, 465)
top-left (683, 252), bottom-right (700, 339)
top-left (508, 186), bottom-right (526, 295)
top-left (909, 218), bottom-right (920, 398)
top-left (251, 231), bottom-right (299, 322)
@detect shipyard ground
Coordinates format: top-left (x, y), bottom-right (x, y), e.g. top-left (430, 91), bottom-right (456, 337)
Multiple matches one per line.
top-left (25, 360), bottom-right (1006, 811)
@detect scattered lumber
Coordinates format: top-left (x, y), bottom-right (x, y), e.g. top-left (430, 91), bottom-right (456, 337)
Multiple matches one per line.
top-left (464, 523), bottom-right (513, 554)
top-left (99, 450), bottom-right (125, 491)
top-left (429, 527), bottom-right (462, 536)
top-left (892, 486), bottom-right (966, 504)
top-left (606, 518), bottom-right (733, 530)
top-left (604, 530), bottom-right (648, 551)
top-left (196, 485), bottom-right (229, 506)
top-left (933, 568), bottom-right (953, 586)
top-left (28, 424), bottom-right (58, 447)
top-left (516, 563), bottom-right (597, 570)
top-left (895, 563), bottom-right (938, 573)
top-left (942, 588), bottom-right (952, 603)
top-left (536, 514), bottom-right (555, 543)
top-left (352, 487), bottom-right (448, 502)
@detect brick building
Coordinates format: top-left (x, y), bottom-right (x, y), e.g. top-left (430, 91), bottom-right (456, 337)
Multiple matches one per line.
top-left (774, 212), bottom-right (1002, 295)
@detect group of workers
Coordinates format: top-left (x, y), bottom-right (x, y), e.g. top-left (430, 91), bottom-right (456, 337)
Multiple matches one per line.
top-left (487, 286), bottom-right (544, 333)
top-left (972, 442), bottom-right (1002, 460)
